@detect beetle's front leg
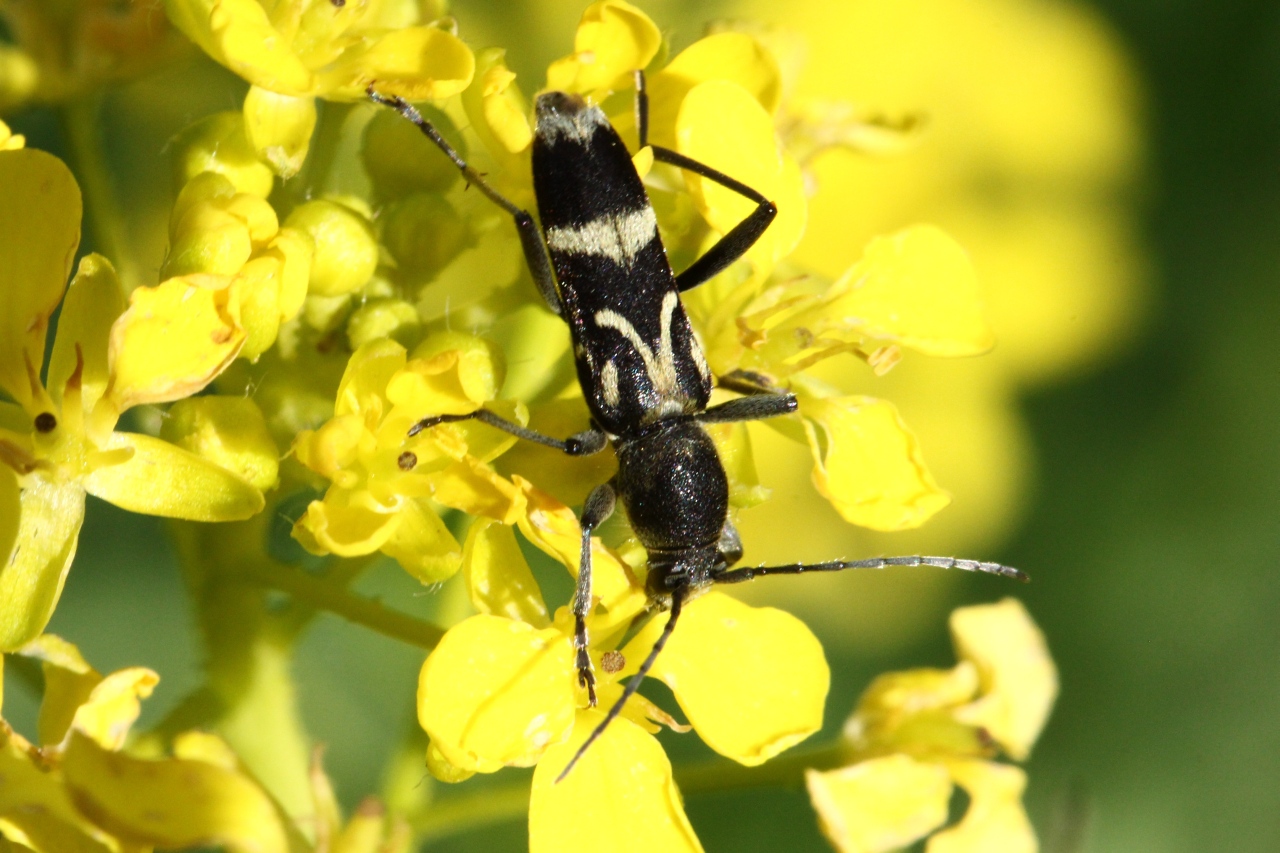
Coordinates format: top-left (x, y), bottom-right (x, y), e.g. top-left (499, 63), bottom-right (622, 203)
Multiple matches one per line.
top-left (573, 482), bottom-right (617, 706)
top-left (408, 408), bottom-right (606, 456)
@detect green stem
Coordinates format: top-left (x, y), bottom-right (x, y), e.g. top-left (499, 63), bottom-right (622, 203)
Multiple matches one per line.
top-left (237, 560), bottom-right (446, 650)
top-left (59, 96), bottom-right (142, 290)
top-left (414, 780), bottom-right (532, 842)
top-left (285, 100), bottom-right (354, 207)
top-left (407, 740), bottom-right (852, 841)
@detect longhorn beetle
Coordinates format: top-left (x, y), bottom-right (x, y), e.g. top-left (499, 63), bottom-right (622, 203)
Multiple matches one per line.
top-left (368, 72), bottom-right (1026, 782)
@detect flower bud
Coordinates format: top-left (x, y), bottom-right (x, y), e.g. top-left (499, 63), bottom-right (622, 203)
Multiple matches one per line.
top-left (285, 199), bottom-right (379, 297)
top-left (170, 112), bottom-right (274, 198)
top-left (161, 396), bottom-right (279, 492)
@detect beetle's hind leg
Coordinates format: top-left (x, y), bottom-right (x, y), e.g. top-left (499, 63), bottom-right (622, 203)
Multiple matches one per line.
top-left (367, 86), bottom-right (563, 316)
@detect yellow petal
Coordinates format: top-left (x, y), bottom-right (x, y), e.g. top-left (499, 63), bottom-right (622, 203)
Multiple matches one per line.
top-left (235, 255), bottom-right (285, 360)
top-left (70, 667), bottom-right (159, 750)
top-left (465, 48), bottom-right (533, 162)
top-left (802, 394), bottom-right (951, 531)
top-left (827, 226), bottom-right (995, 357)
top-left (0, 149), bottom-right (80, 409)
top-left (164, 0), bottom-right (314, 95)
top-left (463, 518), bottom-right (550, 628)
top-left (378, 497), bottom-right (462, 583)
top-left (292, 489), bottom-right (399, 557)
top-left (418, 615), bottom-right (576, 772)
top-left (428, 458), bottom-right (525, 524)
top-left (545, 1), bottom-right (662, 97)
top-left (46, 255), bottom-right (125, 415)
top-left (83, 431), bottom-right (264, 521)
top-left (424, 739), bottom-right (474, 784)
top-left (531, 711), bottom-right (703, 853)
top-left (160, 396), bottom-right (279, 492)
top-left (334, 337), bottom-right (406, 418)
top-left (16, 634), bottom-right (99, 747)
top-left (414, 331), bottom-right (508, 405)
top-left (806, 755), bottom-right (952, 853)
top-left (844, 663), bottom-right (984, 757)
top-left (644, 32), bottom-right (782, 149)
top-left (676, 80), bottom-right (806, 274)
top-left (927, 761), bottom-right (1036, 853)
top-left (243, 86), bottom-right (317, 178)
top-left (0, 454), bottom-right (20, 592)
top-left (949, 599), bottom-right (1058, 760)
top-left (106, 275), bottom-right (245, 411)
top-left (0, 474), bottom-right (84, 651)
top-left (0, 736), bottom-right (109, 853)
top-left (628, 591), bottom-right (828, 765)
top-left (61, 729), bottom-right (291, 853)
top-left (316, 26), bottom-right (474, 101)
top-left (268, 226), bottom-right (312, 321)
top-left (515, 478), bottom-right (646, 623)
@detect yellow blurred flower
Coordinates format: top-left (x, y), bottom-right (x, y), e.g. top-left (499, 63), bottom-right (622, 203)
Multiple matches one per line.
top-left (727, 0), bottom-right (1144, 589)
top-left (0, 1), bottom-right (182, 109)
top-left (0, 635), bottom-right (410, 853)
top-left (807, 598), bottom-right (1058, 853)
top-left (0, 147), bottom-right (266, 651)
top-left (164, 0), bottom-right (476, 175)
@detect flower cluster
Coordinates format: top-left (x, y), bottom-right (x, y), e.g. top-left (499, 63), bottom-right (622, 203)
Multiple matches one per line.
top-left (0, 633), bottom-right (409, 852)
top-left (807, 598), bottom-right (1058, 852)
top-left (0, 0), bottom-right (1139, 848)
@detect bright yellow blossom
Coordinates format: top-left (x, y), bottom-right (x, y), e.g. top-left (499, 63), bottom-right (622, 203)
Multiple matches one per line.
top-left (164, 0), bottom-right (476, 175)
top-left (0, 147), bottom-right (265, 650)
top-left (291, 334), bottom-right (529, 581)
top-left (419, 498), bottom-right (830, 851)
top-left (807, 599), bottom-right (1058, 853)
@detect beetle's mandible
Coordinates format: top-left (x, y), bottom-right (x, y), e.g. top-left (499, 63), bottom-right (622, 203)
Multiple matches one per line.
top-left (368, 73), bottom-right (1027, 782)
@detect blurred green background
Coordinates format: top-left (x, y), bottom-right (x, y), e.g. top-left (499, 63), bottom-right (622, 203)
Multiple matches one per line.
top-left (5, 0), bottom-right (1279, 851)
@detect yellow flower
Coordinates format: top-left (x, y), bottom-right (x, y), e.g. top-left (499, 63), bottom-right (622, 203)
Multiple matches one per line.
top-left (417, 497), bottom-right (831, 851)
top-left (164, 0), bottom-right (476, 175)
top-left (806, 599), bottom-right (1058, 853)
top-left (0, 634), bottom-right (409, 853)
top-left (0, 147), bottom-right (266, 651)
top-left (291, 333), bottom-right (528, 582)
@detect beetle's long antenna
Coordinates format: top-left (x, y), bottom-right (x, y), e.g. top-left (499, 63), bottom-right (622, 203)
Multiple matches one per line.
top-left (554, 587), bottom-right (687, 784)
top-left (714, 556), bottom-right (1028, 584)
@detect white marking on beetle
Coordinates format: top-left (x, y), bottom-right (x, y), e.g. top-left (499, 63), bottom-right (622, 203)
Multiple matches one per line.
top-left (601, 359), bottom-right (621, 407)
top-left (595, 291), bottom-right (684, 415)
top-left (546, 207), bottom-right (657, 266)
top-left (690, 333), bottom-right (711, 381)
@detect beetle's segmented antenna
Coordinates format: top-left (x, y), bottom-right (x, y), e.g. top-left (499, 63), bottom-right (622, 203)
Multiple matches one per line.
top-left (554, 588), bottom-right (687, 784)
top-left (714, 556), bottom-right (1029, 584)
